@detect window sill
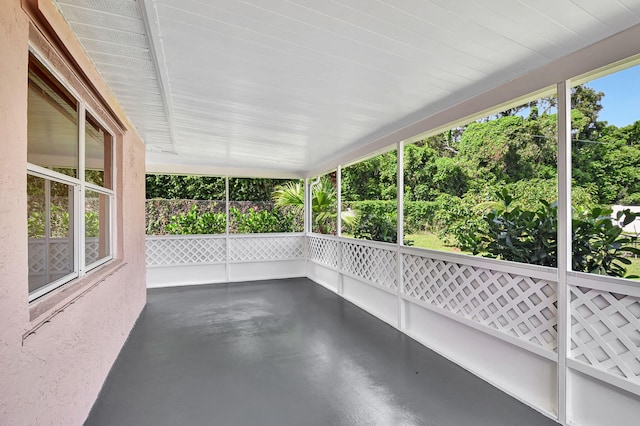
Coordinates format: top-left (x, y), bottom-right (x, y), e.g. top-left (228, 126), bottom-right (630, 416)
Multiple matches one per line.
top-left (26, 259), bottom-right (127, 335)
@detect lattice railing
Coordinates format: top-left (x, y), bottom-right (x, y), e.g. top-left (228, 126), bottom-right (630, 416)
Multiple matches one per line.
top-left (229, 235), bottom-right (305, 262)
top-left (28, 240), bottom-right (47, 274)
top-left (403, 253), bottom-right (557, 351)
top-left (85, 239), bottom-right (100, 265)
top-left (308, 235), bottom-right (338, 268)
top-left (28, 238), bottom-right (73, 274)
top-left (146, 235), bottom-right (226, 266)
top-left (570, 285), bottom-right (640, 382)
top-left (341, 240), bottom-right (397, 290)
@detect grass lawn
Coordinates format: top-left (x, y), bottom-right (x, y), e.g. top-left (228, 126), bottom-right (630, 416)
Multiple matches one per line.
top-left (405, 232), bottom-right (461, 253)
top-left (625, 258), bottom-right (640, 278)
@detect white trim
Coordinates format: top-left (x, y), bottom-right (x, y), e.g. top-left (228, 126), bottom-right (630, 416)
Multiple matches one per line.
top-left (85, 182), bottom-right (115, 196)
top-left (568, 272), bottom-right (640, 298)
top-left (556, 79), bottom-right (572, 426)
top-left (397, 140), bottom-right (405, 330)
top-left (229, 232), bottom-right (306, 239)
top-left (402, 328), bottom-right (559, 422)
top-left (85, 254), bottom-right (113, 272)
top-left (401, 294), bottom-right (558, 362)
top-left (339, 235), bottom-right (397, 252)
top-left (338, 271), bottom-right (397, 297)
top-left (147, 261), bottom-right (227, 268)
top-left (27, 164), bottom-right (80, 186)
top-left (308, 258), bottom-right (337, 269)
top-left (28, 45), bottom-right (82, 108)
top-left (228, 256), bottom-right (305, 265)
top-left (400, 245), bottom-right (558, 282)
top-left (28, 271), bottom-right (79, 302)
top-left (138, 0), bottom-right (178, 150)
top-left (339, 293), bottom-right (398, 330)
top-left (307, 232), bottom-right (339, 241)
top-left (225, 176), bottom-right (230, 282)
top-left (567, 358), bottom-right (640, 398)
top-left (146, 160), bottom-right (306, 179)
top-left (146, 233), bottom-right (227, 240)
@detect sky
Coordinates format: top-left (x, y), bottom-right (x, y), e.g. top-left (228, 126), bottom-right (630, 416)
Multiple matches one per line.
top-left (587, 64), bottom-right (640, 128)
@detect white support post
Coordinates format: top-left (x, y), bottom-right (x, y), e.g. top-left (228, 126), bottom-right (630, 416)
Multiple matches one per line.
top-left (225, 176), bottom-right (230, 282)
top-left (302, 177), bottom-right (309, 280)
top-left (337, 166), bottom-right (344, 295)
top-left (337, 166), bottom-right (342, 237)
top-left (44, 179), bottom-right (51, 284)
top-left (77, 103), bottom-right (86, 276)
top-left (396, 142), bottom-right (406, 330)
top-left (557, 80), bottom-right (572, 425)
top-left (307, 176), bottom-right (321, 234)
top-left (306, 178), bottom-right (311, 234)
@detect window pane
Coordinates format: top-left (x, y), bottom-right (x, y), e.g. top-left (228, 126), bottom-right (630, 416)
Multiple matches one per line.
top-left (85, 111), bottom-right (113, 188)
top-left (28, 174), bottom-right (75, 295)
top-left (27, 55), bottom-right (79, 178)
top-left (85, 190), bottom-right (111, 266)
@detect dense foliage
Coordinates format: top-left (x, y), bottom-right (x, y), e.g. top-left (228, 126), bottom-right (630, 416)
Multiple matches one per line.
top-left (164, 204), bottom-right (302, 234)
top-left (458, 190), bottom-right (640, 277)
top-left (146, 175), bottom-right (293, 201)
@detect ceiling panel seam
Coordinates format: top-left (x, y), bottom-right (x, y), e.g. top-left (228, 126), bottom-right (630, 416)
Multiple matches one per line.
top-left (139, 0), bottom-right (178, 152)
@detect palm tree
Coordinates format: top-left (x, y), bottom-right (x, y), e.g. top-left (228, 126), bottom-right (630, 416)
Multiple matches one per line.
top-left (272, 178), bottom-right (356, 234)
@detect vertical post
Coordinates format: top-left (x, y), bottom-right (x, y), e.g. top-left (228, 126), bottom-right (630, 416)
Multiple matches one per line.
top-left (337, 166), bottom-right (342, 237)
top-left (44, 178), bottom-right (51, 284)
top-left (304, 178), bottom-right (310, 234)
top-left (397, 141), bottom-right (405, 330)
top-left (225, 176), bottom-right (230, 282)
top-left (557, 80), bottom-right (572, 425)
top-left (337, 166), bottom-right (344, 295)
top-left (77, 103), bottom-right (85, 276)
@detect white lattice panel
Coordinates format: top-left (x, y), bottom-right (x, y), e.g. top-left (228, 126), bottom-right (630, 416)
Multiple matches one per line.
top-left (146, 236), bottom-right (226, 266)
top-left (403, 254), bottom-right (557, 351)
top-left (571, 286), bottom-right (640, 382)
top-left (230, 236), bottom-right (304, 262)
top-left (28, 240), bottom-right (46, 274)
top-left (50, 240), bottom-right (73, 273)
top-left (85, 239), bottom-right (99, 265)
top-left (341, 241), bottom-right (397, 290)
top-left (308, 236), bottom-right (338, 268)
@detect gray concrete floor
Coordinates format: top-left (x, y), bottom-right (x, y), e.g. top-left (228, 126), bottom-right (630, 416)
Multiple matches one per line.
top-left (86, 278), bottom-right (558, 426)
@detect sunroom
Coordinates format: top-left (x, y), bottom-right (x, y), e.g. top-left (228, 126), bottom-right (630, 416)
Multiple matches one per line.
top-left (3, 1), bottom-right (640, 425)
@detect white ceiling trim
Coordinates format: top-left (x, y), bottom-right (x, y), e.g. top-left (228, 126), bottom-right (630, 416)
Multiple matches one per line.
top-left (139, 0), bottom-right (177, 154)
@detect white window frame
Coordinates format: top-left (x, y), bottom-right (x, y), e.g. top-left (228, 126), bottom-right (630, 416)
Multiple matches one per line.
top-left (27, 48), bottom-right (116, 302)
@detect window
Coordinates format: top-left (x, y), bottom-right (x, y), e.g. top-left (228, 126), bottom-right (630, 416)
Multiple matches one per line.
top-left (27, 52), bottom-right (115, 301)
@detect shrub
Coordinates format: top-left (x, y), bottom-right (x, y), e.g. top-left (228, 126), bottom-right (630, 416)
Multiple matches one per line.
top-left (230, 207), bottom-right (299, 233)
top-left (165, 205), bottom-right (226, 234)
top-left (164, 205), bottom-right (302, 234)
top-left (462, 189), bottom-right (640, 277)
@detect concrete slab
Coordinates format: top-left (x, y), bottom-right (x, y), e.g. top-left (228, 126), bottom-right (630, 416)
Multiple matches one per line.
top-left (85, 278), bottom-right (558, 425)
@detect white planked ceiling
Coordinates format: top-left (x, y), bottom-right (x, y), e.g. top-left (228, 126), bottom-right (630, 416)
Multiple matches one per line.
top-left (53, 0), bottom-right (640, 177)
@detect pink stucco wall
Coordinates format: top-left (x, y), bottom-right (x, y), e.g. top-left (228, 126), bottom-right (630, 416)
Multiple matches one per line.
top-left (0, 1), bottom-right (147, 424)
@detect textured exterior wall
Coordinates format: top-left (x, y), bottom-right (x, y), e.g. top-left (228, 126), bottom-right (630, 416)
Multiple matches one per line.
top-left (0, 0), bottom-right (146, 424)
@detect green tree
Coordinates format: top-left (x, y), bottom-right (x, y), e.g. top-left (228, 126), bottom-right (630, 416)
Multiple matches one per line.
top-left (272, 178), bottom-right (356, 234)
